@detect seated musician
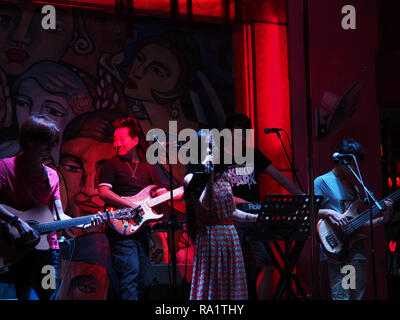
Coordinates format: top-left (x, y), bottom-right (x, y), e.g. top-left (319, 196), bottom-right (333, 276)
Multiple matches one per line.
top-left (224, 113), bottom-right (304, 300)
top-left (314, 138), bottom-right (393, 300)
top-left (97, 117), bottom-right (169, 300)
top-left (0, 114), bottom-right (102, 300)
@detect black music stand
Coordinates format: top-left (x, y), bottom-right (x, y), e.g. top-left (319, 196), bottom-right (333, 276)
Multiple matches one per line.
top-left (251, 194), bottom-right (323, 300)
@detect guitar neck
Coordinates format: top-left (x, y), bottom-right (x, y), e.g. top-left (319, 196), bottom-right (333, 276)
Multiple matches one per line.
top-left (344, 189), bottom-right (400, 236)
top-left (33, 212), bottom-right (110, 234)
top-left (147, 187), bottom-right (184, 208)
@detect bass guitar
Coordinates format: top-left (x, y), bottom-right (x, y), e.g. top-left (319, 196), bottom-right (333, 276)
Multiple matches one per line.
top-left (0, 204), bottom-right (141, 268)
top-left (317, 189), bottom-right (399, 256)
top-left (107, 185), bottom-right (184, 236)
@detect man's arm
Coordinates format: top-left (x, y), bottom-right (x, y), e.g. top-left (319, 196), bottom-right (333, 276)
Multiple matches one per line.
top-left (264, 164), bottom-right (304, 195)
top-left (0, 204), bottom-right (39, 242)
top-left (98, 185), bottom-right (137, 208)
top-left (318, 208), bottom-right (349, 227)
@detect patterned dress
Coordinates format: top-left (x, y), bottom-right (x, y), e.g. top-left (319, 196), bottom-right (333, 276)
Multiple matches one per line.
top-left (189, 172), bottom-right (248, 300)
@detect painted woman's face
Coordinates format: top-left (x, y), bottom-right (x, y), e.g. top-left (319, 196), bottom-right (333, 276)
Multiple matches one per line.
top-left (0, 4), bottom-right (74, 76)
top-left (15, 78), bottom-right (74, 132)
top-left (60, 137), bottom-right (115, 220)
top-left (124, 43), bottom-right (181, 102)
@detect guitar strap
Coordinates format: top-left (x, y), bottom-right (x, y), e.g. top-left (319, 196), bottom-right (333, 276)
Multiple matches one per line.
top-left (43, 164), bottom-right (62, 221)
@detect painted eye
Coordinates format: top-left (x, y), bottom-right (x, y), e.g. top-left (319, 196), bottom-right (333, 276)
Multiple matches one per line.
top-left (151, 66), bottom-right (166, 78)
top-left (63, 164), bottom-right (82, 174)
top-left (15, 96), bottom-right (32, 109)
top-left (0, 14), bottom-right (16, 27)
top-left (134, 54), bottom-right (145, 64)
top-left (42, 102), bottom-right (66, 118)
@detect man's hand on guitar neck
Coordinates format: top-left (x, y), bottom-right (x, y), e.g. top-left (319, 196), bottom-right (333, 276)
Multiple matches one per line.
top-left (151, 188), bottom-right (169, 197)
top-left (382, 199), bottom-right (394, 223)
top-left (0, 204), bottom-right (39, 244)
top-left (80, 214), bottom-right (105, 232)
top-left (13, 218), bottom-right (40, 245)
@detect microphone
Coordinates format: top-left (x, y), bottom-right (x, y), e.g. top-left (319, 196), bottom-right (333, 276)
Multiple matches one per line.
top-left (332, 152), bottom-right (354, 161)
top-left (264, 128), bottom-right (284, 134)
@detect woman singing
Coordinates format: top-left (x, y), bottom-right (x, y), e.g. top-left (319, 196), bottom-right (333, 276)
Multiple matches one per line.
top-left (184, 130), bottom-right (258, 300)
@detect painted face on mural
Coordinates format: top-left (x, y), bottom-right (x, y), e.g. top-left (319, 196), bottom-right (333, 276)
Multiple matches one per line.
top-left (124, 43), bottom-right (181, 102)
top-left (0, 4), bottom-right (74, 76)
top-left (15, 78), bottom-right (75, 132)
top-left (83, 11), bottom-right (126, 54)
top-left (60, 137), bottom-right (115, 221)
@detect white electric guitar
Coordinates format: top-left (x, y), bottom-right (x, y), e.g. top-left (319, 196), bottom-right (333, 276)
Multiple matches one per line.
top-left (106, 185), bottom-right (184, 236)
top-left (317, 189), bottom-right (399, 256)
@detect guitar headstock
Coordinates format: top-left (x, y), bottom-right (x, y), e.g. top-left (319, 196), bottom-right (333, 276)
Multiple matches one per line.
top-left (112, 205), bottom-right (143, 220)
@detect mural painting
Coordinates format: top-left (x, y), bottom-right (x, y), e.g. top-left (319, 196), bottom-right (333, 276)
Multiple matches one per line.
top-left (0, 2), bottom-right (235, 299)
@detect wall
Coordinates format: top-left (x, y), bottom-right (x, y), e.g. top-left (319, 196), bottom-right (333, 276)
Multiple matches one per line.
top-left (288, 0), bottom-right (387, 299)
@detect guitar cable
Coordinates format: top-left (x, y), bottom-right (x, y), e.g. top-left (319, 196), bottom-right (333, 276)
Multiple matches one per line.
top-left (53, 237), bottom-right (76, 300)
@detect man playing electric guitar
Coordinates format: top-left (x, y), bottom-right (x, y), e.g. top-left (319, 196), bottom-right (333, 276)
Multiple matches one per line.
top-left (98, 117), bottom-right (170, 300)
top-left (314, 138), bottom-right (393, 300)
top-left (0, 115), bottom-right (103, 300)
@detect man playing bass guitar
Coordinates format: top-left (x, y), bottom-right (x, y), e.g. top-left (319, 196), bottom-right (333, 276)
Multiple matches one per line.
top-left (314, 138), bottom-right (393, 300)
top-left (98, 117), bottom-right (170, 300)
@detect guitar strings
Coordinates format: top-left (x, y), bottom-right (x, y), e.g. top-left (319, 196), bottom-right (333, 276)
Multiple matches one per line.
top-left (329, 190), bottom-right (400, 243)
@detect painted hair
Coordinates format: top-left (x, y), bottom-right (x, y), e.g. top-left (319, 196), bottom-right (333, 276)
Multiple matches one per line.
top-left (12, 61), bottom-right (93, 115)
top-left (62, 110), bottom-right (121, 144)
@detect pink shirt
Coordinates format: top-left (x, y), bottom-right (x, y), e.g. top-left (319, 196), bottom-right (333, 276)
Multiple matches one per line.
top-left (0, 156), bottom-right (60, 249)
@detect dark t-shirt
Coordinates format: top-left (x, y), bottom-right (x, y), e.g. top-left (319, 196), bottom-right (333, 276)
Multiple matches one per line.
top-left (226, 148), bottom-right (271, 202)
top-left (98, 157), bottom-right (168, 196)
top-left (98, 156), bottom-right (168, 241)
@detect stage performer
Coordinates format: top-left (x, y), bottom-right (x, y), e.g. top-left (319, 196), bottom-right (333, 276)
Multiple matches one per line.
top-left (224, 113), bottom-right (304, 300)
top-left (98, 117), bottom-right (169, 300)
top-left (0, 114), bottom-right (102, 300)
top-left (184, 129), bottom-right (258, 300)
top-left (314, 138), bottom-right (393, 300)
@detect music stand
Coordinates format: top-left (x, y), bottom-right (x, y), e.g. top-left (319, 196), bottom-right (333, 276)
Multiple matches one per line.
top-left (251, 194), bottom-right (323, 300)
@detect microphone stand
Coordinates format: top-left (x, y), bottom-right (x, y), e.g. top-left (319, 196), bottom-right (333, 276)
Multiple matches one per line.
top-left (153, 135), bottom-right (180, 297)
top-left (273, 130), bottom-right (304, 298)
top-left (274, 130), bottom-right (305, 193)
top-left (343, 158), bottom-right (380, 300)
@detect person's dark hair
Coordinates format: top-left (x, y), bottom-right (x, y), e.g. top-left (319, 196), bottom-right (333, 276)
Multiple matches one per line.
top-left (19, 114), bottom-right (60, 151)
top-left (224, 113), bottom-right (251, 130)
top-left (334, 138), bottom-right (366, 163)
top-left (113, 117), bottom-right (141, 139)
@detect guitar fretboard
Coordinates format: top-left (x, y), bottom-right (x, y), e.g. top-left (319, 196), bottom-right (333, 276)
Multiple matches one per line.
top-left (32, 207), bottom-right (138, 234)
top-left (147, 187), bottom-right (184, 208)
top-left (342, 189), bottom-right (400, 237)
